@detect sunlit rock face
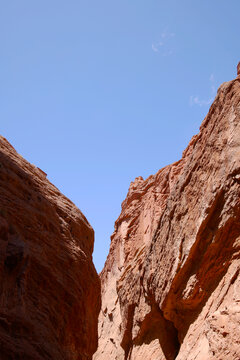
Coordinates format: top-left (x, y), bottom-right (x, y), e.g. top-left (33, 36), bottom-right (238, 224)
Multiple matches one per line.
top-left (0, 137), bottom-right (100, 360)
top-left (94, 75), bottom-right (240, 360)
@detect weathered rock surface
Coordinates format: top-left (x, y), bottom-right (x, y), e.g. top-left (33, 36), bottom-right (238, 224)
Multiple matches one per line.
top-left (94, 74), bottom-right (240, 360)
top-left (0, 137), bottom-right (100, 360)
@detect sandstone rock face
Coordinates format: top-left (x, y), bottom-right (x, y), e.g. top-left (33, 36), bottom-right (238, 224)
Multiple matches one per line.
top-left (0, 137), bottom-right (100, 360)
top-left (94, 76), bottom-right (240, 360)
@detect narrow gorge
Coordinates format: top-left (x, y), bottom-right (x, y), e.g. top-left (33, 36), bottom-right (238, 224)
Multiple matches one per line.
top-left (0, 69), bottom-right (240, 360)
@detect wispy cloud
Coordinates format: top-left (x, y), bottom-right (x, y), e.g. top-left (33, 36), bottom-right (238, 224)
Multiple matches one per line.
top-left (152, 43), bottom-right (161, 52)
top-left (152, 29), bottom-right (175, 56)
top-left (189, 96), bottom-right (213, 107)
top-left (190, 74), bottom-right (216, 107)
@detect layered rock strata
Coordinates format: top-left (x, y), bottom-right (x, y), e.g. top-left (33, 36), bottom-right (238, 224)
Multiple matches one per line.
top-left (0, 137), bottom-right (100, 360)
top-left (94, 75), bottom-right (240, 359)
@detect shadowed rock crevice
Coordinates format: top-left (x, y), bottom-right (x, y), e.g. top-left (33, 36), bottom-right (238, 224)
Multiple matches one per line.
top-left (162, 187), bottom-right (240, 344)
top-left (120, 304), bottom-right (135, 360)
top-left (120, 301), bottom-right (180, 360)
top-left (133, 303), bottom-right (180, 360)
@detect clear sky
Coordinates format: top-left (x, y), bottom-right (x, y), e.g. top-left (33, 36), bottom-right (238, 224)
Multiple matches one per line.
top-left (1, 1), bottom-right (239, 272)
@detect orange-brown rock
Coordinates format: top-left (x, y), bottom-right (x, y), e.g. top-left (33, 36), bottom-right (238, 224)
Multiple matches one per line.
top-left (94, 74), bottom-right (240, 359)
top-left (0, 137), bottom-right (101, 360)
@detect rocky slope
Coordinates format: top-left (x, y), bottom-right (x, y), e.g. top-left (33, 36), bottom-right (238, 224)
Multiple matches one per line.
top-left (0, 137), bottom-right (100, 360)
top-left (94, 73), bottom-right (240, 359)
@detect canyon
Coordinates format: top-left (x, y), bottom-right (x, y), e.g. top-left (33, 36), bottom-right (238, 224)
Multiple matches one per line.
top-left (0, 68), bottom-right (240, 360)
top-left (94, 72), bottom-right (240, 359)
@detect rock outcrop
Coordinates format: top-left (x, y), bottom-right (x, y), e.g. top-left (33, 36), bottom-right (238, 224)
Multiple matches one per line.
top-left (237, 62), bottom-right (240, 76)
top-left (94, 74), bottom-right (240, 359)
top-left (0, 137), bottom-right (100, 360)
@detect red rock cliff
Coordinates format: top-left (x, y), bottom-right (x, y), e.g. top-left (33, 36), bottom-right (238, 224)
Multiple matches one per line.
top-left (0, 137), bottom-right (100, 360)
top-left (94, 75), bottom-right (240, 360)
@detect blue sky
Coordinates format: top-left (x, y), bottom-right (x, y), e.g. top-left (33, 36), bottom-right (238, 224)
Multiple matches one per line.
top-left (1, 1), bottom-right (239, 272)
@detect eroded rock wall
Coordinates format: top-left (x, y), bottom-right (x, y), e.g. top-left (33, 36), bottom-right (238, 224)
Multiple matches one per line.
top-left (94, 76), bottom-right (240, 360)
top-left (0, 137), bottom-right (100, 360)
